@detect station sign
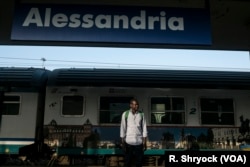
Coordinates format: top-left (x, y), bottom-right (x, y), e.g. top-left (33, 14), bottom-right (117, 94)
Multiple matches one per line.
top-left (11, 4), bottom-right (211, 45)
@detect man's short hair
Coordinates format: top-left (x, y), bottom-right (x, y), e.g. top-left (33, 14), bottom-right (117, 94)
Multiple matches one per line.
top-left (130, 98), bottom-right (139, 105)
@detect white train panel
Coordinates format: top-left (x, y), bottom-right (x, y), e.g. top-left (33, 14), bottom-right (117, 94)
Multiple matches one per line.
top-left (1, 92), bottom-right (39, 139)
top-left (44, 86), bottom-right (250, 127)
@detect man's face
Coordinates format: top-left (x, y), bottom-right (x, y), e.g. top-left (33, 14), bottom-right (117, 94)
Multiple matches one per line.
top-left (130, 101), bottom-right (139, 111)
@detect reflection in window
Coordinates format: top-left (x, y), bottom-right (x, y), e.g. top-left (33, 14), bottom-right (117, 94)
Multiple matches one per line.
top-left (62, 96), bottom-right (84, 116)
top-left (151, 97), bottom-right (185, 124)
top-left (200, 98), bottom-right (234, 125)
top-left (99, 96), bottom-right (133, 124)
top-left (2, 95), bottom-right (20, 115)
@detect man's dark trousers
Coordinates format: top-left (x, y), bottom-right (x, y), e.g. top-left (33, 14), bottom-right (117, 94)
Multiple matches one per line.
top-left (124, 143), bottom-right (143, 167)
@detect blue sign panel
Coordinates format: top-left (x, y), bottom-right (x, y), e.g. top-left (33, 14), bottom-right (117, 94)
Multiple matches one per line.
top-left (11, 4), bottom-right (211, 45)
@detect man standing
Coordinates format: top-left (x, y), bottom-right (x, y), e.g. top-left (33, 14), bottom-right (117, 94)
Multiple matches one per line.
top-left (120, 98), bottom-right (147, 167)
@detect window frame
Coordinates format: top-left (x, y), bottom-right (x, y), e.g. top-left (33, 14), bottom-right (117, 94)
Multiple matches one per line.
top-left (2, 94), bottom-right (21, 116)
top-left (98, 95), bottom-right (134, 125)
top-left (199, 97), bottom-right (235, 126)
top-left (60, 95), bottom-right (85, 117)
top-left (150, 96), bottom-right (186, 125)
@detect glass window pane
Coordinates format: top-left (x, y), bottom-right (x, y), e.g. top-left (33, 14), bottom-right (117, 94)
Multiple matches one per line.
top-left (100, 97), bottom-right (131, 110)
top-left (2, 103), bottom-right (19, 115)
top-left (200, 98), bottom-right (234, 112)
top-left (200, 98), bottom-right (234, 125)
top-left (200, 98), bottom-right (218, 112)
top-left (172, 97), bottom-right (185, 110)
top-left (2, 95), bottom-right (20, 115)
top-left (219, 99), bottom-right (234, 112)
top-left (220, 113), bottom-right (234, 125)
top-left (3, 96), bottom-right (20, 102)
top-left (151, 97), bottom-right (185, 124)
top-left (62, 96), bottom-right (84, 115)
top-left (100, 96), bottom-right (132, 123)
top-left (151, 113), bottom-right (165, 124)
top-left (201, 113), bottom-right (219, 124)
top-left (151, 97), bottom-right (170, 111)
top-left (161, 112), bottom-right (184, 124)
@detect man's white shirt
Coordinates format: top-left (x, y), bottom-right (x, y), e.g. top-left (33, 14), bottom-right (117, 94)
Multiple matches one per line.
top-left (120, 109), bottom-right (147, 145)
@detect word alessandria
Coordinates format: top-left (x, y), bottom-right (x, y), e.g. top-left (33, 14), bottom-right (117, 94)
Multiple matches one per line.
top-left (22, 8), bottom-right (184, 31)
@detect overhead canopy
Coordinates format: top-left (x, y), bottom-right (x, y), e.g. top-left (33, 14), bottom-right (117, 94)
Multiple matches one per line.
top-left (0, 0), bottom-right (249, 50)
top-left (48, 68), bottom-right (250, 89)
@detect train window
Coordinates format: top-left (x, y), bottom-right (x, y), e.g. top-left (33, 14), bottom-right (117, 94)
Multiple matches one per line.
top-left (200, 98), bottom-right (234, 125)
top-left (62, 96), bottom-right (84, 116)
top-left (99, 96), bottom-right (132, 124)
top-left (2, 95), bottom-right (20, 115)
top-left (151, 97), bottom-right (185, 124)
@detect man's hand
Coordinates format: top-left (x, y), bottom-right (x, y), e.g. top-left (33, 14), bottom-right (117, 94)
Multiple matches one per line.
top-left (121, 138), bottom-right (126, 152)
top-left (143, 142), bottom-right (147, 151)
top-left (122, 143), bottom-right (126, 152)
top-left (143, 137), bottom-right (147, 151)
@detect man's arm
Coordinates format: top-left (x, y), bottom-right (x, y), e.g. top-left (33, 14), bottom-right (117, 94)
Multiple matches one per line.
top-left (120, 112), bottom-right (126, 151)
top-left (142, 114), bottom-right (147, 151)
top-left (120, 112), bottom-right (126, 138)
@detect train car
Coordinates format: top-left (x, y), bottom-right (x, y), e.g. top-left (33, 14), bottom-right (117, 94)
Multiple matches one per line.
top-left (0, 67), bottom-right (49, 164)
top-left (44, 68), bottom-right (250, 166)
